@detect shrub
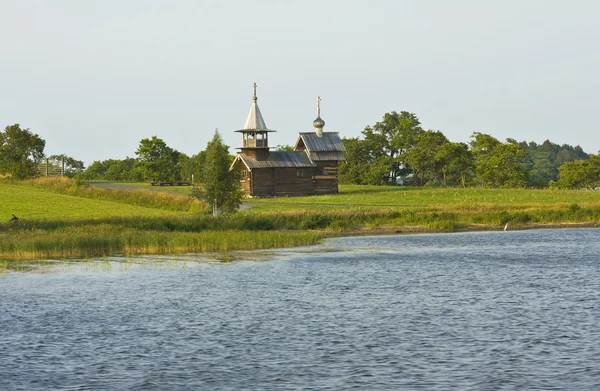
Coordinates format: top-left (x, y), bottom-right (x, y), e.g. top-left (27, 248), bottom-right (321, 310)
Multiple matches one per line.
top-left (242, 216), bottom-right (275, 231)
top-left (497, 210), bottom-right (510, 225)
top-left (301, 214), bottom-right (331, 230)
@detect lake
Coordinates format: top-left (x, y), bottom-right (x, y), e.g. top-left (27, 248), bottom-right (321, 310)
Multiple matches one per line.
top-left (1, 228), bottom-right (599, 390)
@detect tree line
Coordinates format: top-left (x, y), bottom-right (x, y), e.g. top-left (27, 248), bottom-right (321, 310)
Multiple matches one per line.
top-left (0, 125), bottom-right (242, 214)
top-left (0, 124), bottom-right (84, 179)
top-left (2, 117), bottom-right (599, 190)
top-left (339, 111), bottom-right (594, 188)
top-left (81, 135), bottom-right (207, 183)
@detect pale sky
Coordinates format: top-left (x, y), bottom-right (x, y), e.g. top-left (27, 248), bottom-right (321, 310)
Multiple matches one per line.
top-left (2, 0), bottom-right (599, 165)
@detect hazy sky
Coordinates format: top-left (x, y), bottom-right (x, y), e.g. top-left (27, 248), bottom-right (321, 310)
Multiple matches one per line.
top-left (2, 0), bottom-right (599, 165)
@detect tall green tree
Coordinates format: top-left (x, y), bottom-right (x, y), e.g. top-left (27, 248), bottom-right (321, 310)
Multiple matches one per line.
top-left (81, 158), bottom-right (144, 181)
top-left (0, 124), bottom-right (46, 179)
top-left (362, 111), bottom-right (423, 183)
top-left (80, 160), bottom-right (110, 180)
top-left (470, 133), bottom-right (528, 188)
top-left (105, 158), bottom-right (144, 181)
top-left (339, 137), bottom-right (389, 185)
top-left (404, 130), bottom-right (448, 186)
top-left (193, 130), bottom-right (243, 215)
top-left (520, 140), bottom-right (589, 187)
top-left (435, 142), bottom-right (474, 187)
top-left (135, 136), bottom-right (181, 181)
top-left (557, 154), bottom-right (600, 189)
top-left (181, 151), bottom-right (206, 184)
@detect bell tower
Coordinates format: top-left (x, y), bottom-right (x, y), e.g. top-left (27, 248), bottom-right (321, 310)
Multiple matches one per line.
top-left (235, 83), bottom-right (275, 160)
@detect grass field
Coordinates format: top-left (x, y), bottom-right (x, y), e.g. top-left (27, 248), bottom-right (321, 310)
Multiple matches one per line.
top-left (87, 181), bottom-right (195, 196)
top-left (91, 182), bottom-right (600, 212)
top-left (1, 178), bottom-right (599, 262)
top-left (0, 183), bottom-right (189, 221)
top-left (248, 185), bottom-right (600, 211)
top-left (0, 178), bottom-right (324, 262)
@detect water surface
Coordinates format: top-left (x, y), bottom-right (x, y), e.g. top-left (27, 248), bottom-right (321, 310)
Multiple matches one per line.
top-left (1, 228), bottom-right (599, 390)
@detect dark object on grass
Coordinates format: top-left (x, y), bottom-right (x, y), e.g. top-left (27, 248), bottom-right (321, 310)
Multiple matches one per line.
top-left (10, 214), bottom-right (19, 222)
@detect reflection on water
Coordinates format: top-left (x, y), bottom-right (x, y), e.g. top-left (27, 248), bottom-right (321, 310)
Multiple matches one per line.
top-left (1, 228), bottom-right (600, 390)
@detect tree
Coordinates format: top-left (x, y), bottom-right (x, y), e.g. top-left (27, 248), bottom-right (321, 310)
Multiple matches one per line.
top-left (557, 154), bottom-right (600, 189)
top-left (47, 154), bottom-right (85, 177)
top-left (80, 158), bottom-right (144, 181)
top-left (471, 132), bottom-right (527, 187)
top-left (276, 144), bottom-right (294, 151)
top-left (435, 142), bottom-right (474, 187)
top-left (135, 136), bottom-right (181, 181)
top-left (520, 140), bottom-right (590, 187)
top-left (339, 137), bottom-right (389, 185)
top-left (0, 124), bottom-right (46, 179)
top-left (404, 130), bottom-right (448, 186)
top-left (105, 158), bottom-right (144, 181)
top-left (80, 160), bottom-right (109, 180)
top-left (180, 152), bottom-right (205, 184)
top-left (192, 130), bottom-right (243, 215)
top-left (362, 111), bottom-right (423, 183)
top-left (470, 133), bottom-right (528, 188)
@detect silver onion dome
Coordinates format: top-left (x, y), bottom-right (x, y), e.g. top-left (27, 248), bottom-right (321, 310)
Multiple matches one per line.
top-left (313, 116), bottom-right (325, 129)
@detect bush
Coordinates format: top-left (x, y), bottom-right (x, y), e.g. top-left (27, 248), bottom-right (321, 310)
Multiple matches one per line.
top-left (242, 216), bottom-right (275, 230)
top-left (300, 214), bottom-right (331, 230)
top-left (497, 210), bottom-right (510, 225)
top-left (511, 212), bottom-right (532, 224)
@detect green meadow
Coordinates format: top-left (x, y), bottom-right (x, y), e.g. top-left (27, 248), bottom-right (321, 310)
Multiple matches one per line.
top-left (246, 185), bottom-right (600, 232)
top-left (1, 178), bottom-right (599, 262)
top-left (249, 185), bottom-right (600, 211)
top-left (0, 182), bottom-right (189, 220)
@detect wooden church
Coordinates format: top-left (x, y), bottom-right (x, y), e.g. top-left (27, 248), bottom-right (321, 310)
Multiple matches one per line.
top-left (231, 84), bottom-right (346, 197)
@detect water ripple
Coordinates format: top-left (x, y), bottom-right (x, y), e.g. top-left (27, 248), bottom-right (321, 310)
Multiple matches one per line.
top-left (1, 228), bottom-right (600, 390)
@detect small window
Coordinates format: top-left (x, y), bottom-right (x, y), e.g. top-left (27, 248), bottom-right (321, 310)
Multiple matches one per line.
top-left (241, 170), bottom-right (248, 178)
top-left (323, 168), bottom-right (329, 176)
top-left (296, 169), bottom-right (303, 177)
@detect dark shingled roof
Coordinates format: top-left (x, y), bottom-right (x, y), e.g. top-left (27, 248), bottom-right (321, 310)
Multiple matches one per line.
top-left (296, 132), bottom-right (346, 153)
top-left (308, 151), bottom-right (347, 161)
top-left (233, 151), bottom-right (316, 169)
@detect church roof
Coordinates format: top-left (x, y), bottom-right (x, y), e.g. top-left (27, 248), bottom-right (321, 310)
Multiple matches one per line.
top-left (296, 132), bottom-right (346, 152)
top-left (235, 83), bottom-right (275, 133)
top-left (233, 151), bottom-right (316, 169)
top-left (306, 151), bottom-right (347, 161)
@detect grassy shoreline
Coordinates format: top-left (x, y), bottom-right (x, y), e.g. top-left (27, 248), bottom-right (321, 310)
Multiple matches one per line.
top-left (0, 225), bottom-right (322, 261)
top-left (1, 219), bottom-right (597, 262)
top-left (1, 178), bottom-right (599, 262)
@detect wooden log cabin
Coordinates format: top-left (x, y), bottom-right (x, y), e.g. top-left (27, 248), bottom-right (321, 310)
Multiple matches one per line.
top-left (230, 85), bottom-right (346, 197)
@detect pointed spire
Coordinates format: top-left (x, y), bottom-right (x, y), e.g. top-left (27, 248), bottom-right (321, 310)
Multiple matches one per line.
top-left (243, 82), bottom-right (268, 130)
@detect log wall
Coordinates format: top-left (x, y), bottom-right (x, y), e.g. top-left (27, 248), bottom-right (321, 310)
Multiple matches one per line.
top-left (241, 162), bottom-right (341, 197)
top-left (313, 161), bottom-right (339, 194)
top-left (272, 168), bottom-right (315, 196)
top-left (250, 168), bottom-right (274, 197)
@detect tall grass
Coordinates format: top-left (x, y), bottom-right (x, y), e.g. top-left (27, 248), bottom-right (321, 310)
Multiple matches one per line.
top-left (24, 177), bottom-right (207, 213)
top-left (0, 225), bottom-right (322, 260)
